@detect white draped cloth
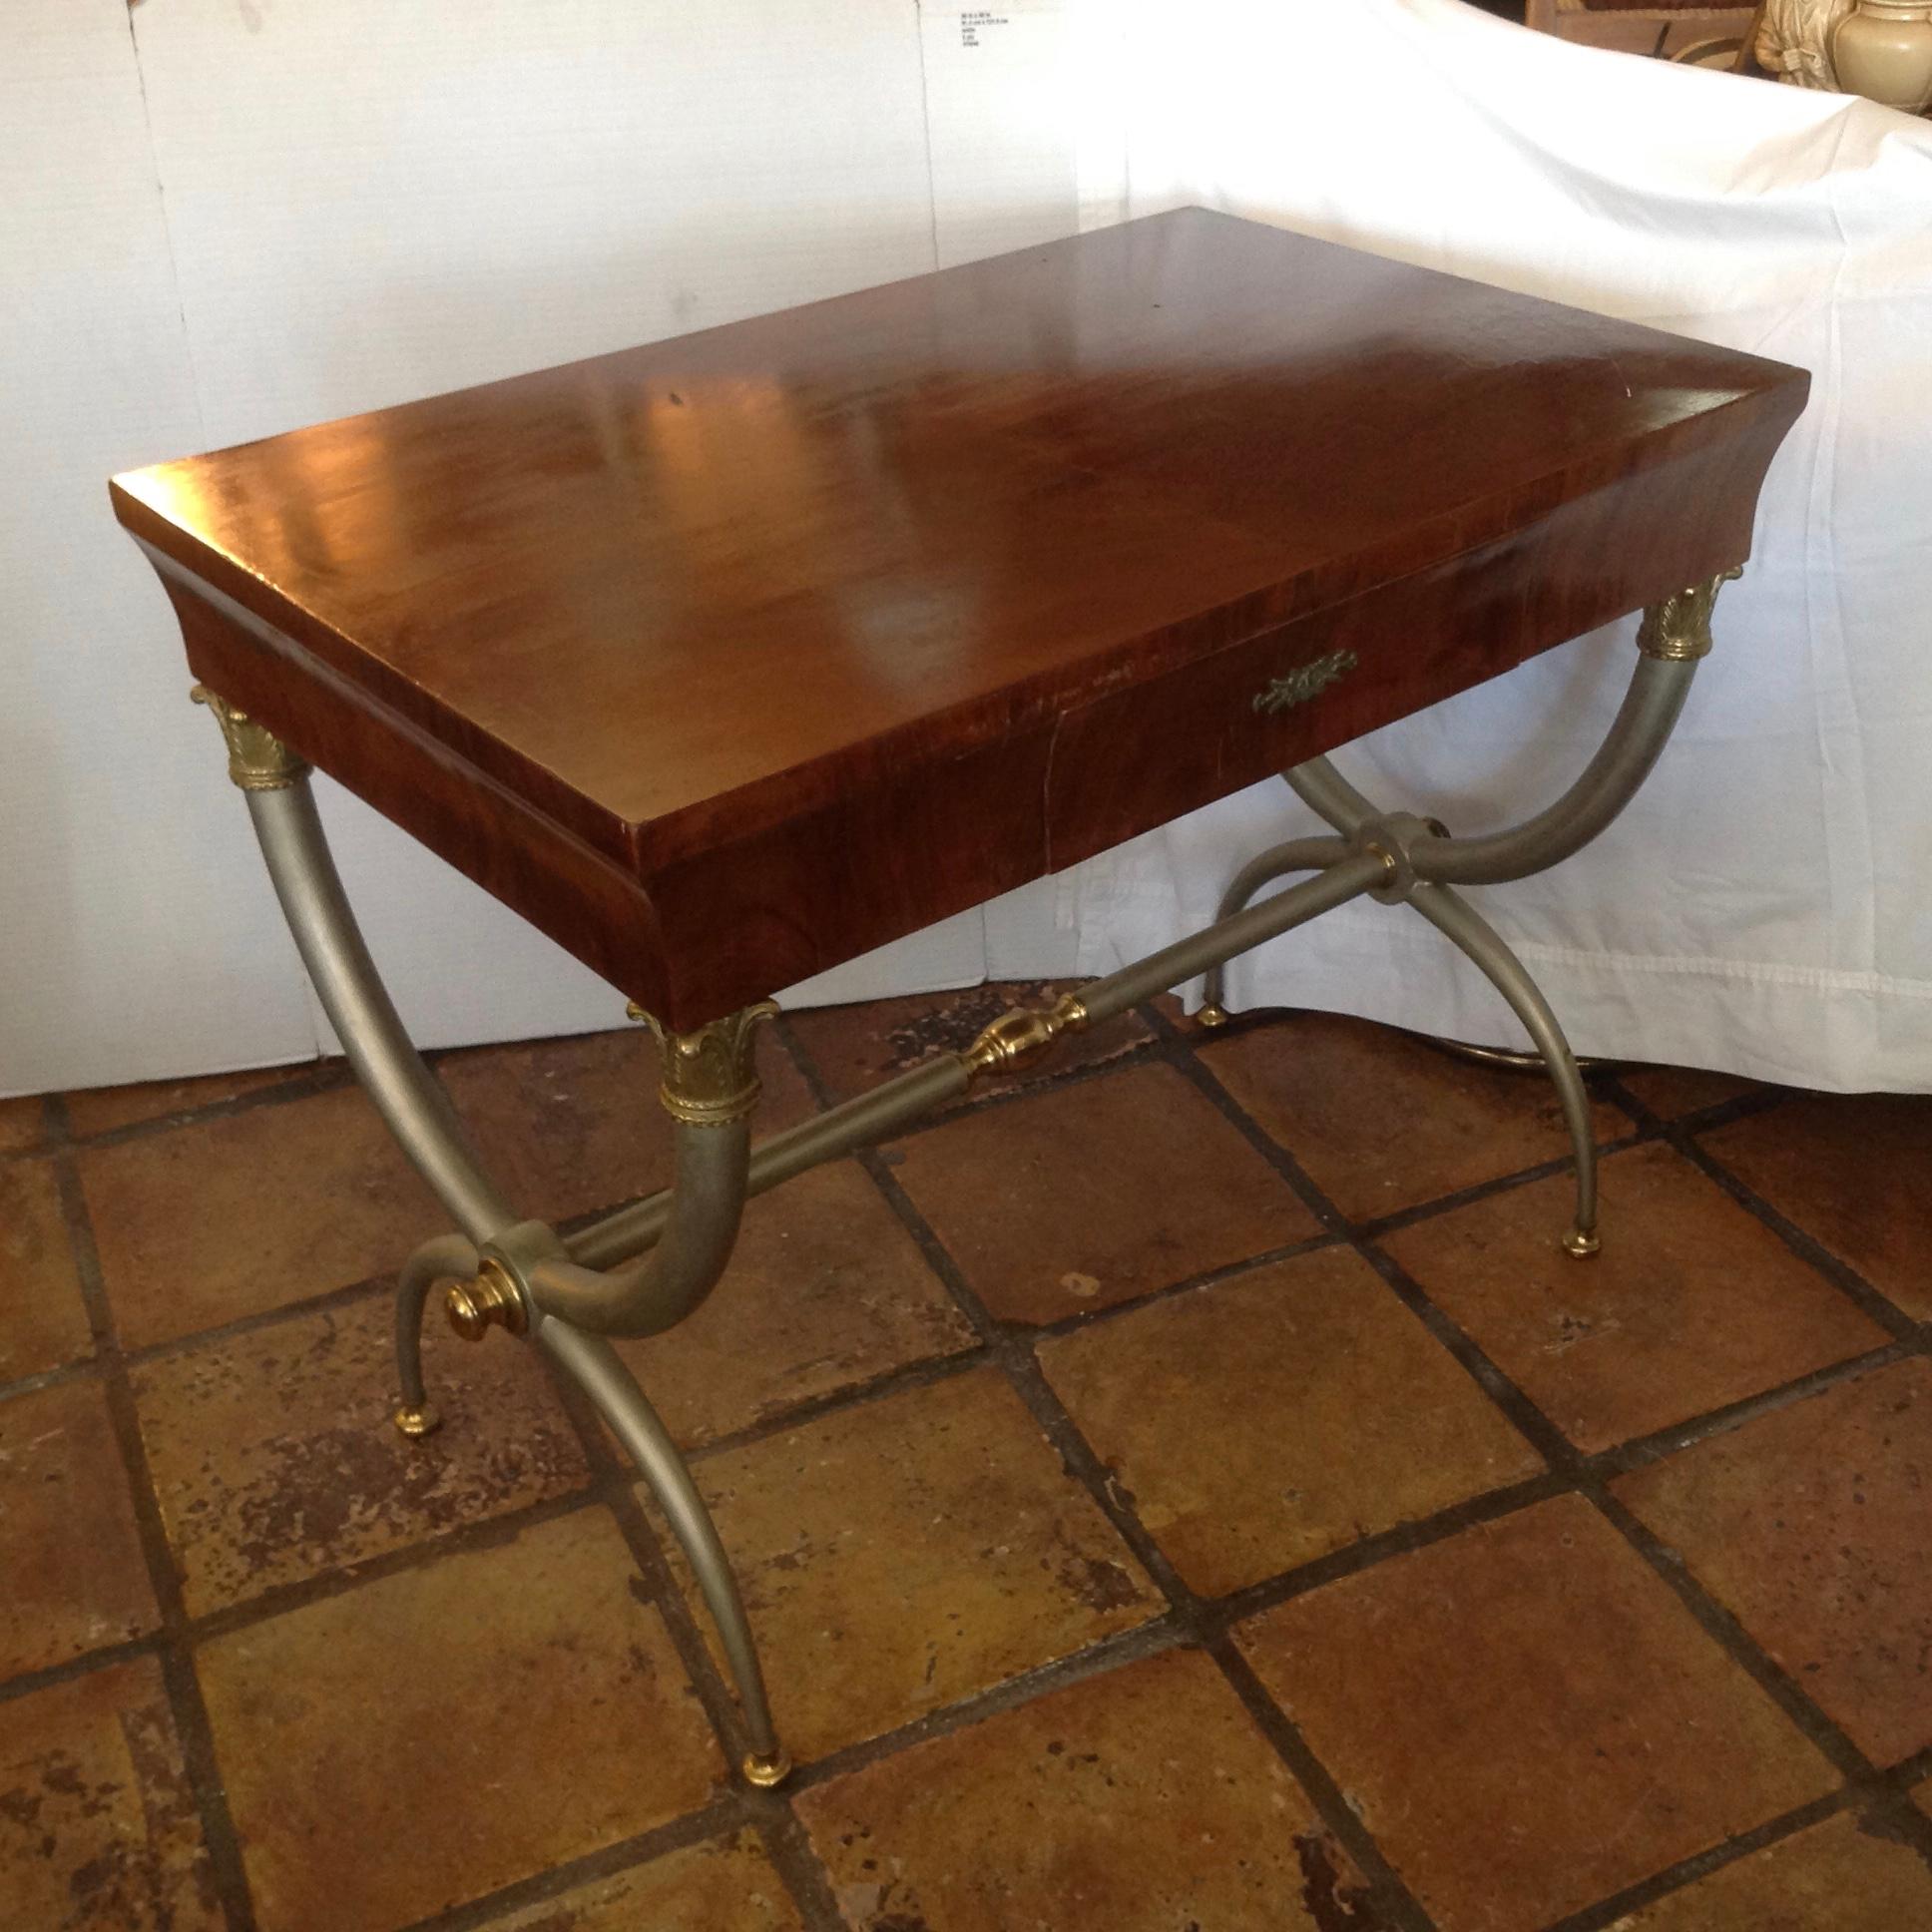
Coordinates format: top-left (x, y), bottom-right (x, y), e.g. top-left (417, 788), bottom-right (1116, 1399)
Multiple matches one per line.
top-left (1049, 0), bottom-right (1932, 1092)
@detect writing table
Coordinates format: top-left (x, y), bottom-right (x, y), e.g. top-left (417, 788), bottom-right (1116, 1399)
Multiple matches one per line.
top-left (112, 206), bottom-right (1808, 1785)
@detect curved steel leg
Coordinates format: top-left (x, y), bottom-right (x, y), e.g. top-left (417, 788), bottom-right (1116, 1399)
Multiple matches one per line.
top-left (509, 1007), bottom-right (773, 1339)
top-left (1410, 655), bottom-right (1698, 887)
top-left (391, 1232), bottom-right (481, 1438)
top-left (1408, 883), bottom-right (1599, 1255)
top-left (569, 1055), bottom-right (973, 1271)
top-left (1197, 834), bottom-right (1349, 1024)
top-left (536, 1316), bottom-right (788, 1787)
top-left (527, 1115), bottom-right (753, 1337)
top-left (1284, 754), bottom-right (1378, 836)
top-left (199, 692), bottom-right (769, 1786)
top-left (195, 691), bottom-right (523, 1439)
top-left (242, 778), bottom-right (514, 1246)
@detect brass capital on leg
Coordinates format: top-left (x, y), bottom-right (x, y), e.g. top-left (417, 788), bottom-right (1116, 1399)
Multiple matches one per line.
top-left (628, 1002), bottom-right (778, 1127)
top-left (191, 685), bottom-right (310, 789)
top-left (1634, 566), bottom-right (1742, 664)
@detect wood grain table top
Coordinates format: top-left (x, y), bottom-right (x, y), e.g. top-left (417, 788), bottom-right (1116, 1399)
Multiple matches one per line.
top-left (113, 208), bottom-right (1808, 1027)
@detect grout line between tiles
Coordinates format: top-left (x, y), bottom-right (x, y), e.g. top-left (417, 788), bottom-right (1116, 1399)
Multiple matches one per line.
top-left (0, 1354), bottom-right (109, 1410)
top-left (784, 1006), bottom-right (1443, 1926)
top-left (521, 1188), bottom-right (849, 1932)
top-left (1664, 1117), bottom-right (1927, 1340)
top-left (15, 1005), bottom-right (1932, 1928)
top-left (1170, 1015), bottom-right (1932, 1895)
top-left (181, 1487), bottom-right (605, 1647)
top-left (770, 1618), bottom-right (1189, 1800)
top-left (1588, 1481), bottom-right (1884, 1787)
top-left (744, 1797), bottom-right (851, 1932)
top-left (0, 1633), bottom-right (170, 1714)
top-left (1587, 1340), bottom-right (1914, 1475)
top-left (58, 1058), bottom-right (349, 1154)
top-left (1350, 1132), bottom-right (1647, 1243)
top-left (386, 1797), bottom-right (749, 1932)
top-left (117, 1270), bottom-right (400, 1372)
top-left (1597, 1069), bottom-right (1791, 1136)
top-left (43, 1097), bottom-right (261, 1932)
top-left (1204, 1472), bottom-right (1571, 1632)
top-left (679, 1344), bottom-right (989, 1466)
top-left (1540, 1784), bottom-right (1864, 1932)
top-left (1207, 1636), bottom-right (1436, 1932)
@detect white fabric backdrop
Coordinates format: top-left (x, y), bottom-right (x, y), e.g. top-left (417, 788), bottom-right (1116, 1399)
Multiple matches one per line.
top-left (1060, 0), bottom-right (1932, 1092)
top-left (4, 0), bottom-right (1929, 1097)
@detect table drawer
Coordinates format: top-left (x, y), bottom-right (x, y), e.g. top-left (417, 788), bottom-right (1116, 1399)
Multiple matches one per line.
top-left (1042, 449), bottom-right (1745, 868)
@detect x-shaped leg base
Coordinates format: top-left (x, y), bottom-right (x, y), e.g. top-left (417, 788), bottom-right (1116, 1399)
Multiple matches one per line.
top-left (190, 571), bottom-right (1737, 1789)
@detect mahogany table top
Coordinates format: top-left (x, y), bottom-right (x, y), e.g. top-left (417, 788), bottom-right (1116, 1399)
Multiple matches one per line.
top-left (112, 207), bottom-right (1807, 1028)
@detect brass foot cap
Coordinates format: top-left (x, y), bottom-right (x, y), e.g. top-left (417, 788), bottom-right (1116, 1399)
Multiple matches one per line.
top-left (393, 1403), bottom-right (442, 1441)
top-left (1561, 1225), bottom-right (1602, 1259)
top-left (1196, 1003), bottom-right (1230, 1029)
top-left (741, 1748), bottom-right (792, 1789)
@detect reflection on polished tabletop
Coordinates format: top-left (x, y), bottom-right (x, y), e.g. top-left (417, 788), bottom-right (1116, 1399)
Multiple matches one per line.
top-left (112, 207), bottom-right (1806, 1026)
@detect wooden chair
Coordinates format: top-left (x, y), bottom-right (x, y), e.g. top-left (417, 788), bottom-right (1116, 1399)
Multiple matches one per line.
top-left (1526, 0), bottom-right (1763, 68)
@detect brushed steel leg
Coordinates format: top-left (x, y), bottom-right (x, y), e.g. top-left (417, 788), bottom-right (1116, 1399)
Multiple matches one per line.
top-left (1407, 654), bottom-right (1698, 886)
top-left (390, 1232), bottom-right (481, 1438)
top-left (537, 1316), bottom-right (789, 1787)
top-left (196, 691), bottom-right (792, 1777)
top-left (1284, 753), bottom-right (1377, 835)
top-left (1408, 884), bottom-right (1600, 1255)
top-left (1192, 579), bottom-right (1737, 1248)
top-left (242, 778), bottom-right (514, 1246)
top-left (1197, 835), bottom-right (1350, 1025)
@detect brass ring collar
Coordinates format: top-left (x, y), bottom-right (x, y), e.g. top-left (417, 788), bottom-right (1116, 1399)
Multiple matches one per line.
top-left (1350, 812), bottom-right (1437, 905)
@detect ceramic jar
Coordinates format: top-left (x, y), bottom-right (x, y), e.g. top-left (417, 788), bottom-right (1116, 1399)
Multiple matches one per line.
top-left (1833, 0), bottom-right (1932, 111)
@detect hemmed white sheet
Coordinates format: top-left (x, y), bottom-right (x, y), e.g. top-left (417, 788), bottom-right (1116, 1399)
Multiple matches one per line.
top-left (1042, 0), bottom-right (1932, 1093)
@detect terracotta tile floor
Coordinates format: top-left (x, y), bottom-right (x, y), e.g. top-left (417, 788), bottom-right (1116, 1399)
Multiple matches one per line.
top-left (3, 996), bottom-right (1931, 1930)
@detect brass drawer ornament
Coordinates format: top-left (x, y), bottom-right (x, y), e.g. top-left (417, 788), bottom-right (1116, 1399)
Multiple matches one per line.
top-left (1252, 648), bottom-right (1358, 716)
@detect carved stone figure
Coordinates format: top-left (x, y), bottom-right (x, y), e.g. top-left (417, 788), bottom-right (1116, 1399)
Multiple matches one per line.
top-left (1754, 0), bottom-right (1856, 88)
